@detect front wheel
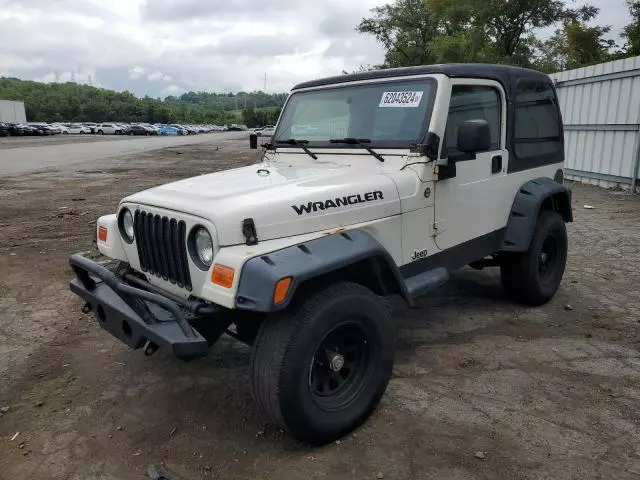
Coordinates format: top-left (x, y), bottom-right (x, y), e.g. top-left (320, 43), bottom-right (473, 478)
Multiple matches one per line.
top-left (251, 282), bottom-right (395, 445)
top-left (500, 211), bottom-right (568, 306)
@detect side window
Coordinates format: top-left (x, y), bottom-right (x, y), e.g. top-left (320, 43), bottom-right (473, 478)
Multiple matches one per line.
top-left (442, 85), bottom-right (501, 158)
top-left (514, 80), bottom-right (562, 160)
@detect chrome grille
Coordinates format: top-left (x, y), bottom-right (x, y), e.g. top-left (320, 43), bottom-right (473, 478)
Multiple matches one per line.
top-left (133, 210), bottom-right (192, 290)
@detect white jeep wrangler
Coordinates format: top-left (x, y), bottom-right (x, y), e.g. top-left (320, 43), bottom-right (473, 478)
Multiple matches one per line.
top-left (70, 64), bottom-right (572, 445)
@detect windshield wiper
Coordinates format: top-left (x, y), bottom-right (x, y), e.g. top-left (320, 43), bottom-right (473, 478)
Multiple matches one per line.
top-left (329, 138), bottom-right (384, 163)
top-left (280, 139), bottom-right (318, 160)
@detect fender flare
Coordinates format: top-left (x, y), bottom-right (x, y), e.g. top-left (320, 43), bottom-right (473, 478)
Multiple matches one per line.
top-left (235, 230), bottom-right (411, 312)
top-left (501, 177), bottom-right (573, 252)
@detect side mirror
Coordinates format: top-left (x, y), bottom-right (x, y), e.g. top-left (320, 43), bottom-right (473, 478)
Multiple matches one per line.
top-left (457, 119), bottom-right (491, 154)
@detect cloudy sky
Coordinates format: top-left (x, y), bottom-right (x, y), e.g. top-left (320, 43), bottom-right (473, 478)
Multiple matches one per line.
top-left (0, 0), bottom-right (632, 97)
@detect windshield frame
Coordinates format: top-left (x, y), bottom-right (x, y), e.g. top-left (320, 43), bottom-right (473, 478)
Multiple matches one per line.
top-left (273, 76), bottom-right (437, 150)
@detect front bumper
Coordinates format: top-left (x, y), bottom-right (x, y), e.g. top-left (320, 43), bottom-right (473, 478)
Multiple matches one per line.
top-left (69, 254), bottom-right (210, 360)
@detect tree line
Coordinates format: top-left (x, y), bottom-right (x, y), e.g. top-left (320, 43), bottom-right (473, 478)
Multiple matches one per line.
top-left (356, 0), bottom-right (640, 72)
top-left (0, 77), bottom-right (287, 124)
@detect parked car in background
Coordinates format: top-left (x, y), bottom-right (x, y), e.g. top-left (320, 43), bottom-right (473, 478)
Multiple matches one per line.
top-left (0, 122), bottom-right (10, 136)
top-left (7, 123), bottom-right (27, 136)
top-left (168, 124), bottom-right (189, 135)
top-left (56, 124), bottom-right (70, 134)
top-left (19, 124), bottom-right (40, 135)
top-left (127, 125), bottom-right (151, 136)
top-left (29, 123), bottom-right (55, 135)
top-left (68, 123), bottom-right (91, 134)
top-left (255, 125), bottom-right (276, 137)
top-left (96, 123), bottom-right (122, 135)
top-left (158, 125), bottom-right (183, 136)
top-left (117, 124), bottom-right (130, 135)
top-left (47, 124), bottom-right (62, 134)
top-left (84, 122), bottom-right (97, 133)
top-left (143, 124), bottom-right (159, 135)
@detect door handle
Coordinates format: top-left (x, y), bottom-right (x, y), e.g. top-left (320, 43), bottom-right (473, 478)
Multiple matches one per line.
top-left (491, 155), bottom-right (502, 174)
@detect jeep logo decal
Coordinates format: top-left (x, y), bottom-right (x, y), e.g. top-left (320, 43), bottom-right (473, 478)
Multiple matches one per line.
top-left (411, 249), bottom-right (428, 261)
top-left (292, 191), bottom-right (384, 216)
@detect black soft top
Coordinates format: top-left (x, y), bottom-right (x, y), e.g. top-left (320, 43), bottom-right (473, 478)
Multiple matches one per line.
top-left (292, 63), bottom-right (551, 92)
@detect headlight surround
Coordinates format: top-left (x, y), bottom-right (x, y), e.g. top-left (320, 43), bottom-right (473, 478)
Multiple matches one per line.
top-left (189, 226), bottom-right (214, 269)
top-left (119, 208), bottom-right (135, 243)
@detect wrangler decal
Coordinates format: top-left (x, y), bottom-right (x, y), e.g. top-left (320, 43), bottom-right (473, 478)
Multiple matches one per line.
top-left (292, 191), bottom-right (384, 215)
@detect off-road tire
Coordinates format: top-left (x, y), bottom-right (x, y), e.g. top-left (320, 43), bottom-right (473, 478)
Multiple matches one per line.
top-left (251, 282), bottom-right (395, 445)
top-left (501, 211), bottom-right (567, 306)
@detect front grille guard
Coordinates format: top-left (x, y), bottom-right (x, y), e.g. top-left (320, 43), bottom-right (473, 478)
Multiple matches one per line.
top-left (70, 253), bottom-right (196, 338)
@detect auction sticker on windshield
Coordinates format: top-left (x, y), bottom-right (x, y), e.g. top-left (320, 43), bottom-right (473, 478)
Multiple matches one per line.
top-left (379, 91), bottom-right (424, 108)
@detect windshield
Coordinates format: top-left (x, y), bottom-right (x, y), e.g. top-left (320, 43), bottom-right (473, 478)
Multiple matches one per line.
top-left (273, 78), bottom-right (435, 148)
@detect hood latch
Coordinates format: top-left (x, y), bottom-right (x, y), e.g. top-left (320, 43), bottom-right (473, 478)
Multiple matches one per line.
top-left (242, 218), bottom-right (258, 246)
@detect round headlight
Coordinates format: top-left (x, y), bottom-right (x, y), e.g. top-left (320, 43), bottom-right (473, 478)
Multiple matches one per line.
top-left (194, 227), bottom-right (213, 267)
top-left (120, 208), bottom-right (135, 243)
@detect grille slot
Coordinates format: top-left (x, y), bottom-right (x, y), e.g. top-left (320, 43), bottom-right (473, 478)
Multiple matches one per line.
top-left (134, 210), bottom-right (192, 290)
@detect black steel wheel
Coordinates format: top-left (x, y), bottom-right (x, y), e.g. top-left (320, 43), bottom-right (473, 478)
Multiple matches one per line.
top-left (501, 211), bottom-right (568, 306)
top-left (309, 324), bottom-right (372, 411)
top-left (251, 282), bottom-right (395, 445)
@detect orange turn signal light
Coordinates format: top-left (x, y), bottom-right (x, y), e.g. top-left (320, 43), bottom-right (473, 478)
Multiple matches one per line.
top-left (212, 264), bottom-right (235, 288)
top-left (98, 226), bottom-right (108, 242)
top-left (273, 277), bottom-right (293, 305)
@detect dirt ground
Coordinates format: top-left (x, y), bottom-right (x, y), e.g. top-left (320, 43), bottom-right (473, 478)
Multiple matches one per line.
top-left (1, 138), bottom-right (639, 480)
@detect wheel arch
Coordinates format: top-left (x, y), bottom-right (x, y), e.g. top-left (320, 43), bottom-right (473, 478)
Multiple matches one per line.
top-left (235, 230), bottom-right (412, 312)
top-left (502, 177), bottom-right (573, 253)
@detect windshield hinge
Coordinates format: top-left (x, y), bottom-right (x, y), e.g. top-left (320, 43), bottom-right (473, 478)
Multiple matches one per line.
top-left (410, 132), bottom-right (440, 160)
top-left (242, 218), bottom-right (258, 246)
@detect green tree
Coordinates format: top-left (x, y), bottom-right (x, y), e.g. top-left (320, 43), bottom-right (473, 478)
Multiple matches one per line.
top-left (536, 18), bottom-right (617, 72)
top-left (357, 0), bottom-right (613, 71)
top-left (357, 0), bottom-right (441, 67)
top-left (623, 1), bottom-right (640, 56)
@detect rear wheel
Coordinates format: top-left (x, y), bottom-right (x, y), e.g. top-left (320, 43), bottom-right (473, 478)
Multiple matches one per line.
top-left (98, 130), bottom-right (104, 135)
top-left (501, 211), bottom-right (567, 306)
top-left (251, 282), bottom-right (395, 445)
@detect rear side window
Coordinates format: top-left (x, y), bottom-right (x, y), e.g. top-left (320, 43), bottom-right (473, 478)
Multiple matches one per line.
top-left (442, 85), bottom-right (501, 158)
top-left (513, 80), bottom-right (562, 160)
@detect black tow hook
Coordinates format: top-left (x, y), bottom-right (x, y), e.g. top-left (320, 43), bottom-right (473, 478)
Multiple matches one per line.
top-left (82, 302), bottom-right (92, 314)
top-left (143, 341), bottom-right (159, 356)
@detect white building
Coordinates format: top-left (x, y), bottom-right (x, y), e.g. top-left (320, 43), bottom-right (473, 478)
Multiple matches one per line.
top-left (0, 99), bottom-right (27, 123)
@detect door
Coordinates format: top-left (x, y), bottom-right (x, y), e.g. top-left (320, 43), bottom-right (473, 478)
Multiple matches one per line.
top-left (433, 79), bottom-right (511, 251)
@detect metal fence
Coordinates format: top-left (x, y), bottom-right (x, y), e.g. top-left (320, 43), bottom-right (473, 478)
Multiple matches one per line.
top-left (549, 56), bottom-right (640, 192)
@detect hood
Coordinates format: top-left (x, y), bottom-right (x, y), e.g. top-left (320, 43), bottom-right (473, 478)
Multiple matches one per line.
top-left (123, 158), bottom-right (401, 245)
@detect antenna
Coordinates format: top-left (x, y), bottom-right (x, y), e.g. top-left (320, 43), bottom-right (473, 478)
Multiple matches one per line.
top-left (264, 72), bottom-right (267, 92)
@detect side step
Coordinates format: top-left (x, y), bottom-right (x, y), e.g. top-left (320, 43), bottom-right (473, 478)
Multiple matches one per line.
top-left (404, 267), bottom-right (450, 300)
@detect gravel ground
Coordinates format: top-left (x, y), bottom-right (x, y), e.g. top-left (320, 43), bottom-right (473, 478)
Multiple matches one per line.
top-left (0, 138), bottom-right (639, 480)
